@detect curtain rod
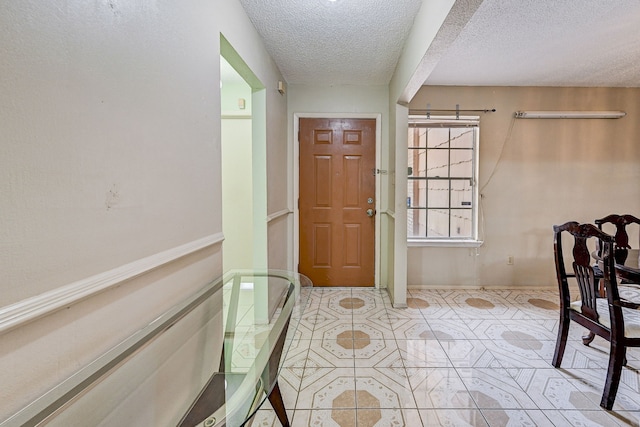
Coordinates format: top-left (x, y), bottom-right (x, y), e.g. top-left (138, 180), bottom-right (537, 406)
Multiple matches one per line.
top-left (409, 104), bottom-right (496, 119)
top-left (409, 108), bottom-right (496, 114)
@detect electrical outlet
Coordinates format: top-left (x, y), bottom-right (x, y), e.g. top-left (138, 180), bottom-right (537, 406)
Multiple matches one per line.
top-left (507, 256), bottom-right (514, 265)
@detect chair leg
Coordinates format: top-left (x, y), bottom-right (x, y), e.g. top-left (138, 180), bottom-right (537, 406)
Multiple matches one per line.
top-left (582, 331), bottom-right (596, 346)
top-left (601, 344), bottom-right (626, 410)
top-left (268, 381), bottom-right (290, 427)
top-left (552, 313), bottom-right (570, 367)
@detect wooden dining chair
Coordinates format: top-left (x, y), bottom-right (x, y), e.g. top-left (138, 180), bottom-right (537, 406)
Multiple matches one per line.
top-left (596, 214), bottom-right (640, 268)
top-left (552, 221), bottom-right (640, 409)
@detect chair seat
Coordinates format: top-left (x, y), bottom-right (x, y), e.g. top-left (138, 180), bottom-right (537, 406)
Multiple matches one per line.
top-left (570, 299), bottom-right (640, 338)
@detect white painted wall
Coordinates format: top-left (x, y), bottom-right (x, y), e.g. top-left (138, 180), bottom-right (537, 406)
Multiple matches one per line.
top-left (221, 74), bottom-right (254, 272)
top-left (0, 0), bottom-right (287, 422)
top-left (222, 117), bottom-right (253, 271)
top-left (389, 0), bottom-right (457, 104)
top-left (407, 86), bottom-right (640, 288)
top-left (387, 0), bottom-right (467, 306)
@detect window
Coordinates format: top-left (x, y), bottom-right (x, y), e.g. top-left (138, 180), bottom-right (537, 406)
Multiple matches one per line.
top-left (407, 116), bottom-right (479, 243)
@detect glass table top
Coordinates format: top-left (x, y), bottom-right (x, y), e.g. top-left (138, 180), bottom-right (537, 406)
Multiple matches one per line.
top-left (2, 270), bottom-right (312, 427)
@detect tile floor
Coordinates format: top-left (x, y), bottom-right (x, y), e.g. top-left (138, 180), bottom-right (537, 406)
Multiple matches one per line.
top-left (253, 288), bottom-right (640, 426)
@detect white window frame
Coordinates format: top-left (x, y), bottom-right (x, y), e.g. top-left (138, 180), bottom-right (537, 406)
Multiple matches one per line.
top-left (407, 115), bottom-right (482, 247)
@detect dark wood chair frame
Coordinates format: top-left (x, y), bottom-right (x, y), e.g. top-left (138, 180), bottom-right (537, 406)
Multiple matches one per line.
top-left (553, 221), bottom-right (640, 410)
top-left (596, 214), bottom-right (640, 267)
top-left (582, 214), bottom-right (640, 345)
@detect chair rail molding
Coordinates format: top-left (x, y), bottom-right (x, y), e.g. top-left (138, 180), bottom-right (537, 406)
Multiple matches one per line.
top-left (267, 208), bottom-right (292, 223)
top-left (0, 232), bottom-right (225, 335)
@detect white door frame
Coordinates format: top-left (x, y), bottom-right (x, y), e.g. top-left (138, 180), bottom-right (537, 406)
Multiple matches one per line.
top-left (292, 113), bottom-right (382, 287)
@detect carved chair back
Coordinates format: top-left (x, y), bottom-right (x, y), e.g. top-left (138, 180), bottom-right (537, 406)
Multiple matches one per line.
top-left (553, 221), bottom-right (616, 322)
top-left (595, 214), bottom-right (640, 265)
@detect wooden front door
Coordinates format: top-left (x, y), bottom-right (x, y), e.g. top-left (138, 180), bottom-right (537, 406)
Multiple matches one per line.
top-left (299, 118), bottom-right (376, 287)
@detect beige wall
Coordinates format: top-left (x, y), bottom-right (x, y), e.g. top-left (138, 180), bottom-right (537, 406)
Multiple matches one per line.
top-left (407, 86), bottom-right (640, 288)
top-left (0, 0), bottom-right (288, 422)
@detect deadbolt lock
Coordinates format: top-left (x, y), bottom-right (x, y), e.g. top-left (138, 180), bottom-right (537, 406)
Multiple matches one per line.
top-left (367, 198), bottom-right (374, 204)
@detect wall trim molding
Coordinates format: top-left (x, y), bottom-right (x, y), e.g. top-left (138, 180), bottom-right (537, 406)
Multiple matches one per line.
top-left (0, 233), bottom-right (225, 335)
top-left (267, 208), bottom-right (292, 223)
top-left (221, 113), bottom-right (252, 119)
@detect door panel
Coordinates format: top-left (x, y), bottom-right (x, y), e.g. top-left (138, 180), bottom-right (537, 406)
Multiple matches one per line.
top-left (299, 118), bottom-right (375, 287)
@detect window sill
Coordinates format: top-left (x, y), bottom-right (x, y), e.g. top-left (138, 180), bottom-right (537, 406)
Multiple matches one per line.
top-left (407, 239), bottom-right (483, 248)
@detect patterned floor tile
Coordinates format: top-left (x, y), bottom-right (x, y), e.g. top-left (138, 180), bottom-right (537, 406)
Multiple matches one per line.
top-left (396, 339), bottom-right (451, 368)
top-left (352, 339), bottom-right (403, 369)
top-left (391, 319), bottom-right (435, 340)
top-left (426, 319), bottom-right (478, 340)
top-left (278, 367), bottom-right (303, 409)
top-left (356, 408), bottom-right (422, 427)
top-left (407, 289), bottom-right (450, 303)
top-left (251, 405), bottom-right (293, 427)
top-left (288, 320), bottom-right (315, 341)
top-left (473, 319), bottom-right (558, 341)
top-left (291, 409), bottom-right (356, 427)
top-left (536, 339), bottom-right (609, 370)
top-left (283, 338), bottom-right (310, 368)
top-left (608, 411), bottom-right (640, 427)
top-left (348, 293), bottom-right (386, 315)
top-left (456, 368), bottom-right (537, 410)
top-left (625, 346), bottom-right (640, 362)
top-left (304, 344), bottom-right (351, 369)
top-left (439, 340), bottom-right (502, 368)
top-left (563, 368), bottom-right (640, 411)
top-left (507, 293), bottom-right (560, 317)
top-left (355, 368), bottom-right (417, 409)
top-left (310, 309), bottom-right (353, 340)
top-left (305, 338), bottom-right (355, 368)
top-left (354, 311), bottom-right (401, 334)
top-left (408, 368), bottom-right (477, 409)
top-left (549, 409), bottom-right (640, 426)
top-left (325, 294), bottom-right (362, 316)
top-left (318, 289), bottom-right (353, 303)
top-left (482, 339), bottom-right (550, 369)
top-left (281, 288), bottom-right (640, 425)
top-left (449, 292), bottom-right (513, 319)
top-left (297, 367), bottom-right (356, 410)
top-left (507, 368), bottom-right (596, 410)
top-left (480, 409), bottom-right (555, 427)
top-left (418, 409), bottom-right (489, 426)
top-left (375, 307), bottom-right (415, 324)
top-left (396, 291), bottom-right (443, 318)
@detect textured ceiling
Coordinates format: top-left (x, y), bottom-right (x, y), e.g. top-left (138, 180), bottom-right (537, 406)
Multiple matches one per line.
top-left (238, 0), bottom-right (640, 88)
top-left (426, 0), bottom-right (640, 87)
top-left (239, 0), bottom-right (423, 85)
